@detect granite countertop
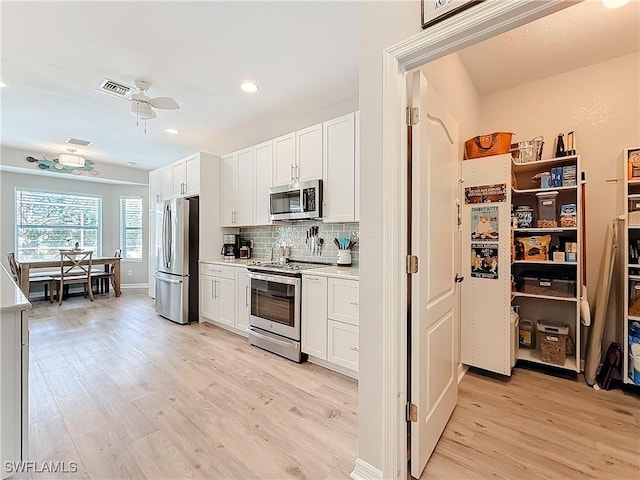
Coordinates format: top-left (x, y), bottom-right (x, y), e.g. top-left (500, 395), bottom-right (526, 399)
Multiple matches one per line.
top-left (1, 265), bottom-right (31, 313)
top-left (303, 265), bottom-right (359, 280)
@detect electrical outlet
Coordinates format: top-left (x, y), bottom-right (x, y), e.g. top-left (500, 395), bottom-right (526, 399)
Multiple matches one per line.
top-left (127, 270), bottom-right (133, 276)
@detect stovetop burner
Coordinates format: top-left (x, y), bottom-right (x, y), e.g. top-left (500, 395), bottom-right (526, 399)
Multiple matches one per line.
top-left (247, 260), bottom-right (329, 276)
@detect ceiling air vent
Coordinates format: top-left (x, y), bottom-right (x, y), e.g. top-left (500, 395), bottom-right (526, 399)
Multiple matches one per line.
top-left (96, 78), bottom-right (133, 99)
top-left (65, 137), bottom-right (92, 147)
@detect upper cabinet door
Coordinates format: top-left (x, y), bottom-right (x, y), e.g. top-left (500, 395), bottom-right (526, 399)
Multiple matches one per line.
top-left (354, 111), bottom-right (360, 222)
top-left (322, 113), bottom-right (355, 223)
top-left (184, 155), bottom-right (200, 197)
top-left (220, 154), bottom-right (236, 227)
top-left (296, 123), bottom-right (323, 182)
top-left (172, 160), bottom-right (186, 197)
top-left (254, 141), bottom-right (273, 225)
top-left (149, 169), bottom-right (162, 212)
top-left (235, 148), bottom-right (254, 226)
top-left (273, 133), bottom-right (295, 186)
top-left (161, 166), bottom-right (173, 201)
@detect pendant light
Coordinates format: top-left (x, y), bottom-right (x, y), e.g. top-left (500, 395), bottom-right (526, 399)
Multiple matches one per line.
top-left (58, 148), bottom-right (85, 168)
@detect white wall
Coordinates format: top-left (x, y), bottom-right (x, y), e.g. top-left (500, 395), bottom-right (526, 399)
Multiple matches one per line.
top-left (0, 170), bottom-right (149, 285)
top-left (479, 52), bottom-right (640, 348)
top-left (358, 0), bottom-right (421, 472)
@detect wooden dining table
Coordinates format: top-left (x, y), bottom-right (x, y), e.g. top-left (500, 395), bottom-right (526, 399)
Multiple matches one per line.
top-left (19, 256), bottom-right (122, 298)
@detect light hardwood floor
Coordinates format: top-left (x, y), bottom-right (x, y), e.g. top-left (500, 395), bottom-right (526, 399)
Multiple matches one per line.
top-left (424, 368), bottom-right (640, 479)
top-left (23, 290), bottom-right (639, 479)
top-left (25, 290), bottom-right (357, 479)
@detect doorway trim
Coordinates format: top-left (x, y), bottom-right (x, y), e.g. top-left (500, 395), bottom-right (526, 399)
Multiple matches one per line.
top-left (380, 1), bottom-right (576, 478)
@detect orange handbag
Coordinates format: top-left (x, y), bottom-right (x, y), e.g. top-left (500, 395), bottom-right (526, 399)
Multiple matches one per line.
top-left (464, 132), bottom-right (514, 160)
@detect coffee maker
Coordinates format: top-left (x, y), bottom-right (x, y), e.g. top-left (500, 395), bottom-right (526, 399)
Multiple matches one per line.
top-left (239, 240), bottom-right (252, 259)
top-left (221, 234), bottom-right (240, 259)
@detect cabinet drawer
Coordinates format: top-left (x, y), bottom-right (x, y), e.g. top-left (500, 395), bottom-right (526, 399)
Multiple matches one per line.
top-left (327, 320), bottom-right (359, 372)
top-left (327, 278), bottom-right (359, 326)
top-left (199, 263), bottom-right (235, 279)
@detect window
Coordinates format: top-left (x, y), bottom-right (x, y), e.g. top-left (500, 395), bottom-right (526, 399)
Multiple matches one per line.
top-left (120, 197), bottom-right (143, 260)
top-left (15, 189), bottom-right (102, 261)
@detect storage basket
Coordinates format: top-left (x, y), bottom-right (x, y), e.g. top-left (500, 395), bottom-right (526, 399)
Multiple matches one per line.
top-left (536, 321), bottom-right (569, 366)
top-left (464, 132), bottom-right (513, 160)
top-left (512, 136), bottom-right (544, 164)
top-left (521, 276), bottom-right (576, 298)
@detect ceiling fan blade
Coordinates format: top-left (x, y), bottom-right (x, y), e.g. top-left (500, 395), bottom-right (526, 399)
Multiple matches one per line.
top-left (149, 96), bottom-right (180, 110)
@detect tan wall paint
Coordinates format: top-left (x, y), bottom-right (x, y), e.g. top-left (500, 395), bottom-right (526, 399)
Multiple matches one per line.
top-left (358, 0), bottom-right (421, 472)
top-left (479, 52), bottom-right (640, 348)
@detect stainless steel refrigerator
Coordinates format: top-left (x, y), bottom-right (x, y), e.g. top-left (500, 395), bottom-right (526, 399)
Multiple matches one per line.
top-left (155, 197), bottom-right (199, 324)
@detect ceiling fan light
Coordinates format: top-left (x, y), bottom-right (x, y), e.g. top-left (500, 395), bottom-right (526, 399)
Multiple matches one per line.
top-left (603, 0), bottom-right (630, 8)
top-left (240, 82), bottom-right (259, 93)
top-left (59, 153), bottom-right (85, 168)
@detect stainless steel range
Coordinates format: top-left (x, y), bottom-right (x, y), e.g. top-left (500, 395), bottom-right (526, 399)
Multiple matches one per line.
top-left (247, 261), bottom-right (327, 362)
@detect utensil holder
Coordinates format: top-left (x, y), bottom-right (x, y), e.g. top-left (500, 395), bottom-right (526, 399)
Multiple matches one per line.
top-left (337, 250), bottom-right (352, 266)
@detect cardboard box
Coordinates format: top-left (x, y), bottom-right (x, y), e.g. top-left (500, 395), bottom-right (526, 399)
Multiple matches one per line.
top-left (551, 167), bottom-right (564, 187)
top-left (565, 252), bottom-right (577, 262)
top-left (562, 165), bottom-right (577, 187)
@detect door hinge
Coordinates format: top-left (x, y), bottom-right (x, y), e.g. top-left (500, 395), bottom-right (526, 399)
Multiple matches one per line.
top-left (406, 402), bottom-right (418, 422)
top-left (406, 255), bottom-right (419, 274)
top-left (406, 107), bottom-right (420, 126)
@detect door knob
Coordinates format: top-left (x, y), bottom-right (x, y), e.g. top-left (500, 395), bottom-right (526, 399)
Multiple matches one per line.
top-left (455, 274), bottom-right (464, 283)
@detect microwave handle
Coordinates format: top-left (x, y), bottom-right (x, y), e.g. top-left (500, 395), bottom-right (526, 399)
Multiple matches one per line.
top-left (302, 189), bottom-right (308, 212)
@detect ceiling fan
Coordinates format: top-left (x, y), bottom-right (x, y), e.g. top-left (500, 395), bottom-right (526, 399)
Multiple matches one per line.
top-left (129, 79), bottom-right (180, 121)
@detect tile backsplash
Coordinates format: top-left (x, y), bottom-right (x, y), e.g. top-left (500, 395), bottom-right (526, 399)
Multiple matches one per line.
top-left (240, 222), bottom-right (359, 266)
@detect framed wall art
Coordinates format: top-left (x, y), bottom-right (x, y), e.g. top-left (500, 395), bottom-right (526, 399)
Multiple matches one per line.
top-left (421, 0), bottom-right (483, 29)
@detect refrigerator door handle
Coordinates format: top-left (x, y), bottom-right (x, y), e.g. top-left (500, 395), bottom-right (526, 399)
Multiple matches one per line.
top-left (166, 203), bottom-right (173, 269)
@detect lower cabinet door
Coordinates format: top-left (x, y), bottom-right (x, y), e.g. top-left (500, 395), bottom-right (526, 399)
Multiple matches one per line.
top-left (301, 275), bottom-right (328, 359)
top-left (200, 274), bottom-right (216, 321)
top-left (215, 277), bottom-right (235, 327)
top-left (327, 320), bottom-right (359, 372)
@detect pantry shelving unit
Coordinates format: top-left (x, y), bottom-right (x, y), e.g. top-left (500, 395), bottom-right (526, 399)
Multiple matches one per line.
top-left (511, 154), bottom-right (582, 373)
top-left (623, 147), bottom-right (640, 386)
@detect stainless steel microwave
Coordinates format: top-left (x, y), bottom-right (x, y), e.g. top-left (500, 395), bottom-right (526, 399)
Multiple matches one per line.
top-left (269, 180), bottom-right (322, 221)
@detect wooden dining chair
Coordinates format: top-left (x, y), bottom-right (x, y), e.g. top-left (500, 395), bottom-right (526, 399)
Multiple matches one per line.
top-left (57, 250), bottom-right (94, 305)
top-left (91, 249), bottom-right (121, 294)
top-left (7, 252), bottom-right (54, 303)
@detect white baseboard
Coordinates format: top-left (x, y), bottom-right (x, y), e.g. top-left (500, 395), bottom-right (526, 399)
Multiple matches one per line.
top-left (350, 458), bottom-right (383, 480)
top-left (458, 363), bottom-right (469, 383)
top-left (120, 283), bottom-right (148, 290)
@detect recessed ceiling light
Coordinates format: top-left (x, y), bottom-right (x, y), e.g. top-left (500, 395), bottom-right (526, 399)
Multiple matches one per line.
top-left (240, 82), bottom-right (259, 93)
top-left (0, 82), bottom-right (6, 88)
top-left (166, 128), bottom-right (179, 134)
top-left (603, 0), bottom-right (630, 7)
top-left (126, 161), bottom-right (137, 165)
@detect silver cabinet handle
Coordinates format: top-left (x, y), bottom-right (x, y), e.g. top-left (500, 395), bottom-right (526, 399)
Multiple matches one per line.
top-left (350, 301), bottom-right (359, 306)
top-left (305, 276), bottom-right (321, 282)
top-left (213, 279), bottom-right (218, 299)
top-left (295, 165), bottom-right (299, 180)
top-left (350, 347), bottom-right (359, 352)
top-left (245, 285), bottom-right (249, 308)
top-left (231, 211), bottom-right (234, 224)
top-left (211, 278), bottom-right (215, 299)
top-left (290, 164), bottom-right (294, 181)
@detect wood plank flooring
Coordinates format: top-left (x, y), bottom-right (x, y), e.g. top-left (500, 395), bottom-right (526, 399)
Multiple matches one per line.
top-left (21, 290), bottom-right (639, 479)
top-left (24, 290), bottom-right (358, 479)
top-left (423, 367), bottom-right (640, 480)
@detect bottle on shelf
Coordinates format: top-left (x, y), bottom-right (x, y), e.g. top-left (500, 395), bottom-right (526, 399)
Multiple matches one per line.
top-left (555, 133), bottom-right (565, 158)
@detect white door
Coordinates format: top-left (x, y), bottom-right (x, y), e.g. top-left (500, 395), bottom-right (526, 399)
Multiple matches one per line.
top-left (296, 123), bottom-right (323, 182)
top-left (410, 71), bottom-right (459, 477)
top-left (254, 141), bottom-right (273, 225)
top-left (200, 275), bottom-right (216, 321)
top-left (220, 154), bottom-right (236, 226)
top-left (273, 133), bottom-right (295, 186)
top-left (172, 161), bottom-right (186, 198)
top-left (184, 155), bottom-right (200, 196)
top-left (322, 113), bottom-right (355, 223)
top-left (215, 277), bottom-right (236, 327)
top-left (160, 166), bottom-right (172, 201)
top-left (301, 275), bottom-right (328, 359)
top-left (235, 269), bottom-right (250, 333)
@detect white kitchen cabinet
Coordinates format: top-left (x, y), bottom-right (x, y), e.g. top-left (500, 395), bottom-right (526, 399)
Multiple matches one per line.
top-left (236, 148), bottom-right (254, 225)
top-left (220, 153), bottom-right (236, 227)
top-left (254, 141), bottom-right (273, 225)
top-left (354, 110), bottom-right (360, 222)
top-left (273, 133), bottom-right (296, 186)
top-left (235, 268), bottom-right (251, 334)
top-left (149, 168), bottom-right (162, 211)
top-left (220, 150), bottom-right (254, 227)
top-left (184, 155), bottom-right (200, 197)
top-left (323, 113), bottom-right (356, 223)
top-left (199, 272), bottom-right (235, 328)
top-left (328, 277), bottom-right (359, 326)
top-left (296, 123), bottom-right (323, 183)
top-left (302, 275), bottom-right (328, 360)
top-left (1, 270), bottom-right (29, 479)
top-left (161, 166), bottom-right (172, 201)
top-left (172, 161), bottom-right (186, 198)
top-left (327, 320), bottom-right (359, 372)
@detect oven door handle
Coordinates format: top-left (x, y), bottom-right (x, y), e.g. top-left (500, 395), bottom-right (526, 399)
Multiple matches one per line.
top-left (247, 271), bottom-right (300, 286)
